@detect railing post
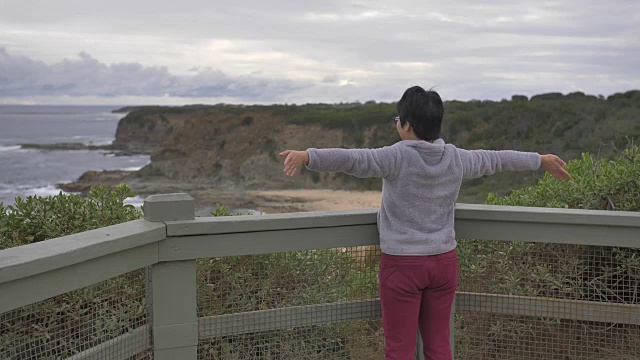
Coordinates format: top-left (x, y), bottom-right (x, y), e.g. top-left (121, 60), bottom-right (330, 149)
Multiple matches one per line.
top-left (415, 293), bottom-right (455, 360)
top-left (416, 329), bottom-right (425, 360)
top-left (415, 293), bottom-right (455, 359)
top-left (450, 293), bottom-right (456, 360)
top-left (144, 193), bottom-right (197, 360)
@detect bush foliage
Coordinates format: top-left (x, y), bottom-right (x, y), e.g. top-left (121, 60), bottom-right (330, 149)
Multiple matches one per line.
top-left (117, 90), bottom-right (640, 201)
top-left (0, 184), bottom-right (141, 250)
top-left (0, 185), bottom-right (144, 358)
top-left (487, 145), bottom-right (640, 211)
top-left (455, 145), bottom-right (640, 358)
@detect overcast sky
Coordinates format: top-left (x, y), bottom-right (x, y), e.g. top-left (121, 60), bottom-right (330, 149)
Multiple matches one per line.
top-left (0, 0), bottom-right (638, 105)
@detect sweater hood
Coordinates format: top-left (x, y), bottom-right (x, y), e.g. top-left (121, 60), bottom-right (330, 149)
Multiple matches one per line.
top-left (399, 139), bottom-right (445, 151)
top-left (397, 139), bottom-right (449, 166)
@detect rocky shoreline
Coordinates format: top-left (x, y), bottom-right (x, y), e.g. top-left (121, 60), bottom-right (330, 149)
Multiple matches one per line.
top-left (20, 142), bottom-right (149, 156)
top-left (57, 168), bottom-right (382, 214)
top-left (57, 170), bottom-right (137, 193)
top-left (57, 170), bottom-right (303, 213)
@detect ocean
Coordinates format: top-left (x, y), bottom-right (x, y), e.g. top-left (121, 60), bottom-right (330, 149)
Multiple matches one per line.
top-left (0, 105), bottom-right (150, 208)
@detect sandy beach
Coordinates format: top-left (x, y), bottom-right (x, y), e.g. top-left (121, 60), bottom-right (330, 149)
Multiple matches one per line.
top-left (247, 189), bottom-right (383, 213)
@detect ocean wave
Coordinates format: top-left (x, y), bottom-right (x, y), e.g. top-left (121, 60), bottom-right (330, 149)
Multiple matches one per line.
top-left (118, 166), bottom-right (145, 171)
top-left (0, 184), bottom-right (66, 197)
top-left (0, 145), bottom-right (21, 152)
top-left (28, 185), bottom-right (66, 197)
top-left (0, 145), bottom-right (39, 154)
top-left (113, 159), bottom-right (150, 171)
top-left (88, 114), bottom-right (126, 121)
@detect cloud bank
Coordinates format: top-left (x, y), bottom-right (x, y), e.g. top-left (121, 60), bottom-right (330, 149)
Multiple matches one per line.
top-left (0, 0), bottom-right (638, 104)
top-left (0, 48), bottom-right (310, 101)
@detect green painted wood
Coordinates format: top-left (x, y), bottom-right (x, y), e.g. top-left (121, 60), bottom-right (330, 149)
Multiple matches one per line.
top-left (65, 325), bottom-right (149, 360)
top-left (455, 219), bottom-right (640, 248)
top-left (166, 204), bottom-right (640, 237)
top-left (150, 260), bottom-right (198, 359)
top-left (456, 292), bottom-right (640, 325)
top-left (450, 294), bottom-right (456, 359)
top-left (160, 219), bottom-right (638, 263)
top-left (198, 300), bottom-right (381, 338)
top-left (154, 347), bottom-right (197, 360)
top-left (455, 204), bottom-right (640, 227)
top-left (166, 208), bottom-right (377, 236)
top-left (0, 243), bottom-right (157, 313)
top-left (159, 224), bottom-right (379, 261)
top-left (0, 220), bottom-right (165, 284)
top-left (142, 193), bottom-right (198, 359)
top-left (198, 293), bottom-right (640, 340)
top-left (154, 323), bottom-right (199, 350)
top-left (144, 193), bottom-right (195, 222)
top-left (416, 329), bottom-right (425, 360)
top-left (1, 200), bottom-right (638, 359)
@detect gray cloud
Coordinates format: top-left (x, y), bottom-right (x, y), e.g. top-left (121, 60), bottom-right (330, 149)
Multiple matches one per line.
top-left (0, 0), bottom-right (638, 104)
top-left (0, 48), bottom-right (310, 100)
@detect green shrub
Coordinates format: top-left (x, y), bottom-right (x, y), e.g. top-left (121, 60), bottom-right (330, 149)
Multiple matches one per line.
top-left (209, 203), bottom-right (233, 217)
top-left (455, 145), bottom-right (640, 358)
top-left (487, 146), bottom-right (640, 210)
top-left (477, 145), bottom-right (640, 298)
top-left (0, 185), bottom-right (145, 359)
top-left (0, 184), bottom-right (141, 250)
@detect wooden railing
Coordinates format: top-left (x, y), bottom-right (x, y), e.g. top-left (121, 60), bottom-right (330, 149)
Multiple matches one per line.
top-left (1, 193), bottom-right (639, 359)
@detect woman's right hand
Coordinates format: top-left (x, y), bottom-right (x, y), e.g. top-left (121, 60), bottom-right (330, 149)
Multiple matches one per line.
top-left (279, 150), bottom-right (310, 176)
top-left (541, 154), bottom-right (571, 179)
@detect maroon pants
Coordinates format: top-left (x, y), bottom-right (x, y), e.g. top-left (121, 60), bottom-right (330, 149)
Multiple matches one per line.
top-left (378, 250), bottom-right (458, 360)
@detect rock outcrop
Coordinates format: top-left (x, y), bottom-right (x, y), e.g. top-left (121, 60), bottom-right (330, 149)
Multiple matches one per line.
top-left (58, 170), bottom-right (135, 193)
top-left (110, 106), bottom-right (398, 191)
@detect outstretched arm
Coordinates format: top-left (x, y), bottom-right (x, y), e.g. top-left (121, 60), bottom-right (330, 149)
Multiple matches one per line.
top-left (279, 146), bottom-right (399, 179)
top-left (459, 149), bottom-right (570, 180)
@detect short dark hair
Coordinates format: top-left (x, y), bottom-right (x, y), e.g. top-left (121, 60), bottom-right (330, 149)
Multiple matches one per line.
top-left (396, 86), bottom-right (444, 141)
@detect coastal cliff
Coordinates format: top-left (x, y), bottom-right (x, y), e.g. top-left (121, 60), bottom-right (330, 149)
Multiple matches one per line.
top-left (65, 90), bottom-right (640, 204)
top-left (111, 104), bottom-right (400, 191)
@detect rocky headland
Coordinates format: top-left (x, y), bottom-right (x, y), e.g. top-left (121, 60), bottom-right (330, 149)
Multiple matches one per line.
top-left (59, 103), bottom-right (399, 212)
top-left (59, 91), bottom-right (640, 211)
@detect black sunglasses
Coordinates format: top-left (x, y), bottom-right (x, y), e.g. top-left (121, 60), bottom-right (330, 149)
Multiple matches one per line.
top-left (391, 116), bottom-right (400, 124)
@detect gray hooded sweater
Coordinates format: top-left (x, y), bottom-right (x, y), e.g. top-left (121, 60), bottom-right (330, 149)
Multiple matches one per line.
top-left (306, 139), bottom-right (541, 256)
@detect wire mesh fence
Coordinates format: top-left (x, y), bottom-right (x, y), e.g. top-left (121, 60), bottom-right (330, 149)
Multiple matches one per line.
top-left (196, 246), bottom-right (387, 360)
top-left (2, 231), bottom-right (638, 359)
top-left (194, 240), bottom-right (639, 359)
top-left (456, 239), bottom-right (640, 360)
top-left (0, 268), bottom-right (152, 360)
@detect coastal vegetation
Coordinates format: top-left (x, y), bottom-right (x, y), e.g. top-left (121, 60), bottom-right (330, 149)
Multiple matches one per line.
top-left (110, 90), bottom-right (640, 202)
top-left (0, 185), bottom-right (145, 358)
top-left (0, 185), bottom-right (140, 250)
top-left (456, 144), bottom-right (640, 358)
